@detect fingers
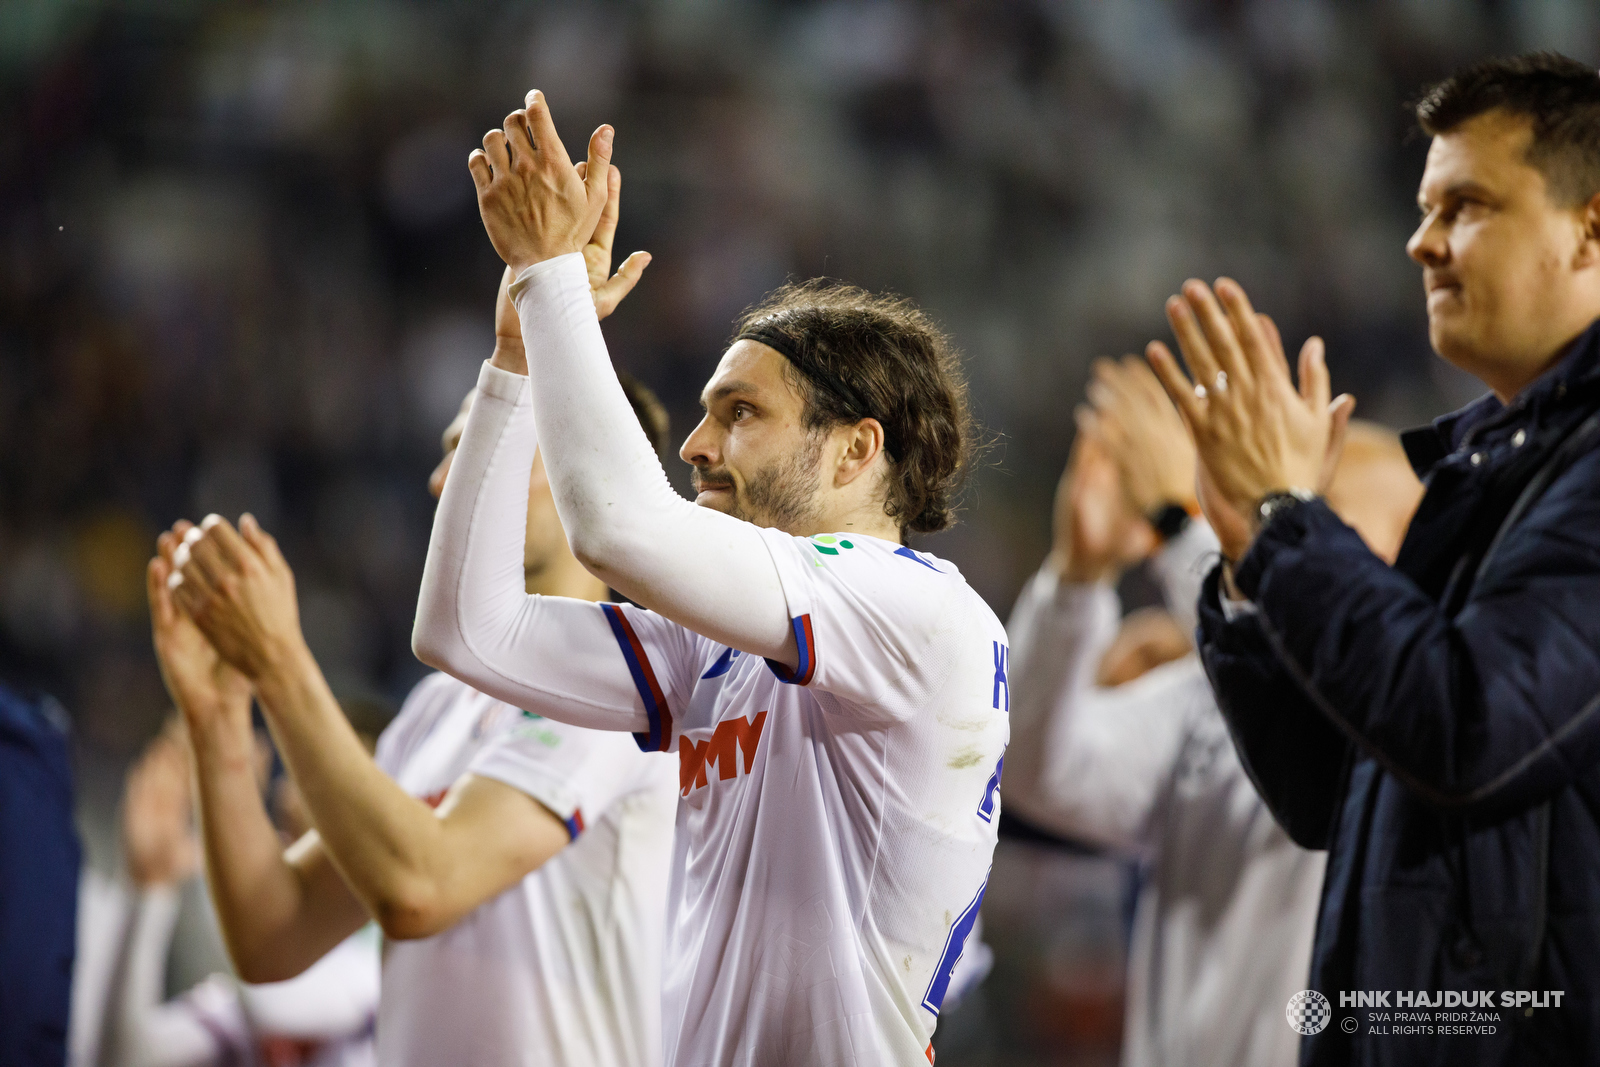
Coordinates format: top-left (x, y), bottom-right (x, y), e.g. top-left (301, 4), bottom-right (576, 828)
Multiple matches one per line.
top-left (523, 90), bottom-right (575, 171)
top-left (583, 124), bottom-right (614, 213)
top-left (1211, 278), bottom-right (1274, 389)
top-left (481, 128), bottom-right (511, 178)
top-left (1178, 280), bottom-right (1249, 387)
top-left (1319, 394), bottom-right (1358, 493)
top-left (1256, 312), bottom-right (1283, 358)
top-left (1124, 356), bottom-right (1185, 428)
top-left (199, 514), bottom-right (251, 568)
top-left (1297, 336), bottom-right (1331, 410)
top-left (185, 523), bottom-right (239, 592)
top-left (589, 164), bottom-right (622, 253)
top-left (239, 513), bottom-right (286, 570)
top-left (502, 107), bottom-right (538, 172)
top-left (171, 553), bottom-right (214, 622)
top-left (1145, 340), bottom-right (1203, 430)
top-left (467, 149), bottom-right (492, 190)
top-left (147, 556), bottom-right (174, 631)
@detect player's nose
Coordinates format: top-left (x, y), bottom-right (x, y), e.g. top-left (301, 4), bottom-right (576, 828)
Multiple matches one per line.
top-left (679, 415), bottom-right (720, 467)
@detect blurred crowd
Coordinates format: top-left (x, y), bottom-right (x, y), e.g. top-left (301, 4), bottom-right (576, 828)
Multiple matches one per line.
top-left (3, 1), bottom-right (1597, 1064)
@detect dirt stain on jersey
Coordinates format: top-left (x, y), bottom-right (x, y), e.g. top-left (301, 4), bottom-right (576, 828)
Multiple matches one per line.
top-left (938, 711), bottom-right (989, 732)
top-left (947, 745), bottom-right (984, 769)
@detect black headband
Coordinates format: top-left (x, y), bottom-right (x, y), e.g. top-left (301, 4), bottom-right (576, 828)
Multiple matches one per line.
top-left (736, 321), bottom-right (898, 460)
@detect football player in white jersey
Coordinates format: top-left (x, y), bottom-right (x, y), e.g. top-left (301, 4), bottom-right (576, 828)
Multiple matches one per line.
top-left (402, 92), bottom-right (1006, 1065)
top-left (147, 170), bottom-right (679, 1067)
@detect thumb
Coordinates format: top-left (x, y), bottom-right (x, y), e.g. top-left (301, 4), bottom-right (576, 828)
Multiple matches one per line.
top-left (1318, 394), bottom-right (1358, 493)
top-left (583, 125), bottom-right (614, 216)
top-left (595, 251), bottom-right (651, 319)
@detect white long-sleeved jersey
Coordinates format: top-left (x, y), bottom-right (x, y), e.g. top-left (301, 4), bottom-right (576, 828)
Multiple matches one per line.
top-left (373, 672), bottom-right (677, 1067)
top-left (1003, 522), bottom-right (1325, 1067)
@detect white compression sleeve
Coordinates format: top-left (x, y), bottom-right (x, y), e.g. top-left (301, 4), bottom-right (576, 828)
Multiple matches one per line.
top-left (508, 254), bottom-right (795, 661)
top-left (1004, 566), bottom-right (1201, 851)
top-left (98, 886), bottom-right (238, 1067)
top-left (1003, 568), bottom-right (1120, 813)
top-left (414, 361), bottom-right (655, 733)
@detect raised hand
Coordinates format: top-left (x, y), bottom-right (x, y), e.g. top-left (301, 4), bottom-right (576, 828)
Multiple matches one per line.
top-left (488, 161), bottom-right (651, 373)
top-left (1145, 278), bottom-right (1355, 560)
top-left (1087, 355), bottom-right (1196, 517)
top-left (122, 722), bottom-right (201, 887)
top-left (149, 527), bottom-right (252, 732)
top-left (468, 90), bottom-right (613, 275)
top-left (165, 514), bottom-right (306, 682)
top-left (1050, 413), bottom-right (1158, 584)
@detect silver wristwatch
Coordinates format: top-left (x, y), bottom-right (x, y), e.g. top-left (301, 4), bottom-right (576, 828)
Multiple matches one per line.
top-left (1255, 487), bottom-right (1316, 527)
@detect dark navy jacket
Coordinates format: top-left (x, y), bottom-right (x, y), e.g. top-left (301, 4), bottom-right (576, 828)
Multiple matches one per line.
top-left (0, 683), bottom-right (78, 1067)
top-left (1198, 318), bottom-right (1600, 1066)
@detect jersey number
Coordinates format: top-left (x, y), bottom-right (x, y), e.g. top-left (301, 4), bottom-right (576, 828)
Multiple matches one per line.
top-left (921, 867), bottom-right (990, 1017)
top-left (976, 752), bottom-right (1004, 824)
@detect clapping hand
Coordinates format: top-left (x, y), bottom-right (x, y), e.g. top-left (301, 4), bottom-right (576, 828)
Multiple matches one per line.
top-left (1145, 278), bottom-right (1355, 561)
top-left (1087, 355), bottom-right (1196, 518)
top-left (163, 514), bottom-right (306, 683)
top-left (469, 90), bottom-right (615, 275)
top-left (480, 94), bottom-right (650, 376)
top-left (122, 722), bottom-right (200, 888)
top-left (149, 527), bottom-right (252, 732)
top-left (1050, 413), bottom-right (1159, 584)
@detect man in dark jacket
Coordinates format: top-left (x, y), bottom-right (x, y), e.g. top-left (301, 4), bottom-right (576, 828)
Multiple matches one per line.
top-left (1144, 54), bottom-right (1600, 1065)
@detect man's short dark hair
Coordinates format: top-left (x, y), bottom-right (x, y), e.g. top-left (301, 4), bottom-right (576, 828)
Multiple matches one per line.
top-left (1416, 52), bottom-right (1600, 205)
top-left (618, 371), bottom-right (670, 459)
top-left (732, 280), bottom-right (975, 535)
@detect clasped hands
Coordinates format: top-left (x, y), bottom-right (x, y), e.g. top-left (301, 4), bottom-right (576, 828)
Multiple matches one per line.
top-left (1145, 278), bottom-right (1355, 563)
top-left (149, 513), bottom-right (307, 724)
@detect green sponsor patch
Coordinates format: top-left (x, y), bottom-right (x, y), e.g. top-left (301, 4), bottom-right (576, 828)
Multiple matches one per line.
top-left (809, 534), bottom-right (856, 556)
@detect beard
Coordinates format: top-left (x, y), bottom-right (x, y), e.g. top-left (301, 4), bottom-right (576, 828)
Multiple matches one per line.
top-left (693, 435), bottom-right (824, 532)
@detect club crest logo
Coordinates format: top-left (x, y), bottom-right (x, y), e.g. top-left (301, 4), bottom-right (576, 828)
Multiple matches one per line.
top-left (1286, 990), bottom-right (1332, 1036)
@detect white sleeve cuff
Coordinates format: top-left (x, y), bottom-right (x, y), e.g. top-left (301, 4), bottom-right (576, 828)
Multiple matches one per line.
top-left (476, 358), bottom-right (532, 403)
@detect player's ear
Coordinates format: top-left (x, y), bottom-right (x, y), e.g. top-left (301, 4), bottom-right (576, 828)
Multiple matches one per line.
top-left (834, 418), bottom-right (887, 488)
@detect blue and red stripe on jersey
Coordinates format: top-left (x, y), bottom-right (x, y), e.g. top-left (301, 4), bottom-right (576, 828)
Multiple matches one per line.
top-left (601, 603), bottom-right (675, 753)
top-left (764, 614), bottom-right (816, 685)
top-left (563, 810), bottom-right (585, 840)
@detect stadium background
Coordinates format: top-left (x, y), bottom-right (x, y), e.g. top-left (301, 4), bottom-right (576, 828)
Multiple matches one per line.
top-left (2, 1), bottom-right (1595, 1063)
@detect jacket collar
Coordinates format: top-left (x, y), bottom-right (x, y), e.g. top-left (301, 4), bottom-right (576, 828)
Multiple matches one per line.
top-left (1401, 315), bottom-right (1600, 478)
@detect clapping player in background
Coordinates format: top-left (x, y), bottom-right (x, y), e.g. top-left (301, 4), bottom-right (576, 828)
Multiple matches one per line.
top-left (151, 165), bottom-right (679, 1067)
top-left (1004, 353), bottom-right (1420, 1066)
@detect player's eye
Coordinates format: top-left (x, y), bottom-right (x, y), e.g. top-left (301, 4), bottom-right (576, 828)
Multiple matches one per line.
top-left (732, 403), bottom-right (752, 421)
